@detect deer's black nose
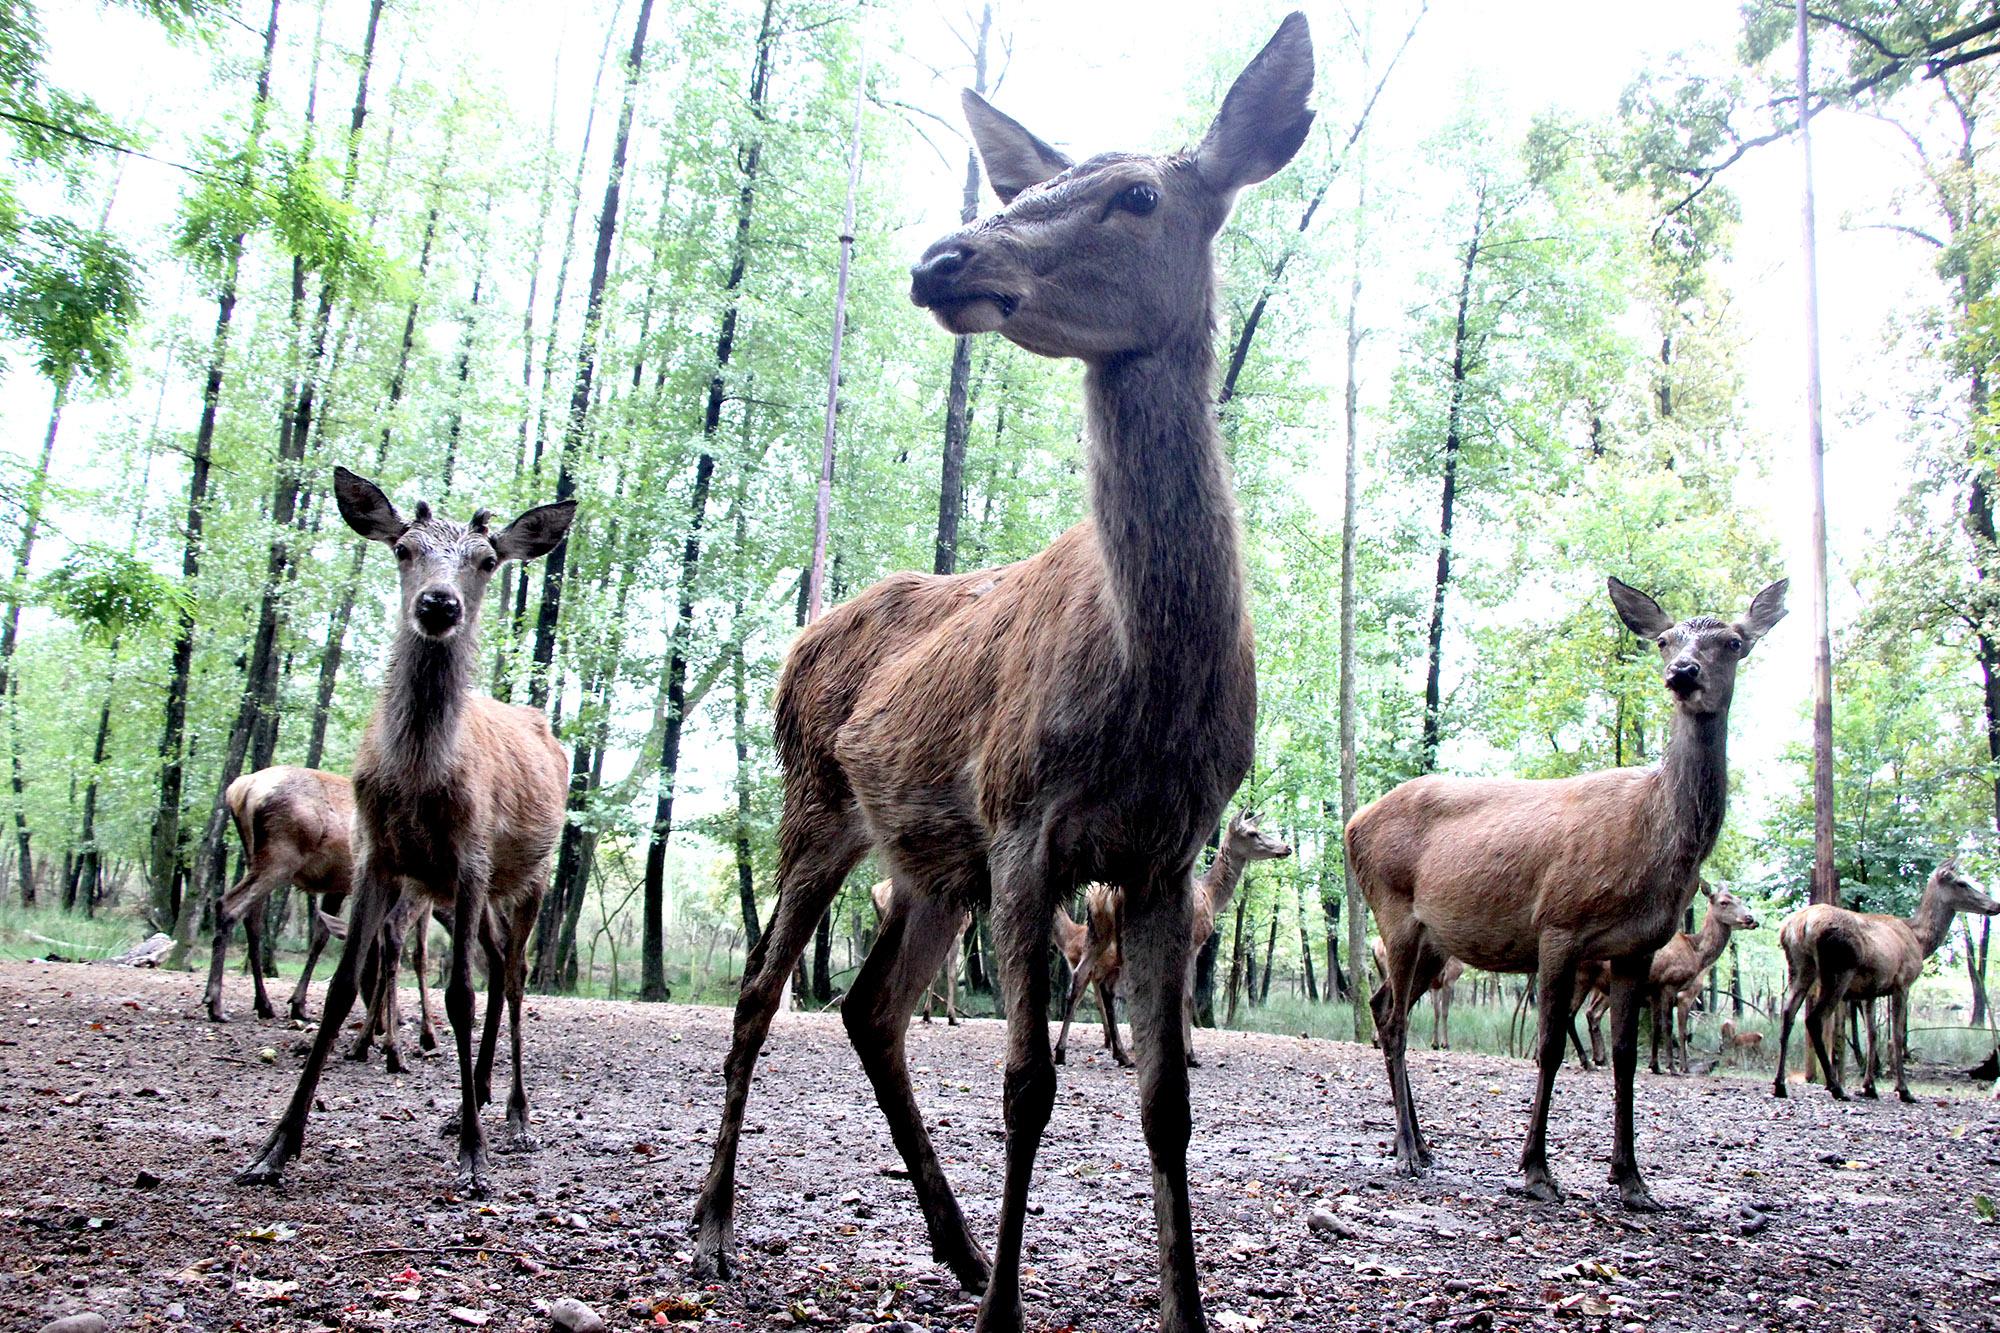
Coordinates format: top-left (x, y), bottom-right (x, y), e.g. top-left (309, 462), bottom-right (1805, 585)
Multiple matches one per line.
top-left (910, 246), bottom-right (971, 307)
top-left (415, 589), bottom-right (462, 634)
top-left (1665, 660), bottom-right (1701, 695)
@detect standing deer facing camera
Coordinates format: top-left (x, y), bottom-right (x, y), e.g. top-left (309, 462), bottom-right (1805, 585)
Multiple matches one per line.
top-left (236, 468), bottom-right (573, 1197)
top-left (688, 18), bottom-right (1314, 1332)
top-left (1350, 576), bottom-right (1786, 1210)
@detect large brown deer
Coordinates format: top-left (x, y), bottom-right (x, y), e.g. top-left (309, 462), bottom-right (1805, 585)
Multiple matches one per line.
top-left (871, 880), bottom-right (971, 1024)
top-left (1350, 576), bottom-right (1787, 1210)
top-left (688, 21), bottom-right (1312, 1332)
top-left (1053, 810), bottom-right (1291, 1068)
top-left (1573, 882), bottom-right (1759, 1073)
top-left (237, 469), bottom-right (573, 1197)
top-left (1772, 861), bottom-right (1999, 1102)
top-left (1371, 939), bottom-right (1466, 1050)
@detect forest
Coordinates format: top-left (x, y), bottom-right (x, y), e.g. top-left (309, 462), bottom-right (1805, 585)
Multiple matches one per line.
top-left (0, 0), bottom-right (1996, 1065)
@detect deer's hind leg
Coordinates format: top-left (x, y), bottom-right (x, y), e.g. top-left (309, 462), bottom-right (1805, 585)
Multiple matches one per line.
top-left (1052, 948), bottom-right (1094, 1065)
top-left (1381, 924), bottom-right (1447, 1173)
top-left (497, 893), bottom-right (539, 1152)
top-left (843, 878), bottom-right (990, 1292)
top-left (691, 793), bottom-right (867, 1282)
top-left (1604, 954), bottom-right (1661, 1211)
top-left (1771, 955), bottom-right (1816, 1098)
top-left (289, 891), bottom-right (343, 1023)
top-left (1520, 947), bottom-right (1580, 1203)
top-left (207, 858), bottom-right (295, 1023)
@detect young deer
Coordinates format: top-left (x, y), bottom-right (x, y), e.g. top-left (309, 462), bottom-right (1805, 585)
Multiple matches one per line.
top-left (1717, 1018), bottom-right (1762, 1064)
top-left (871, 880), bottom-right (971, 1024)
top-left (1773, 860), bottom-right (2000, 1102)
top-left (204, 766), bottom-right (355, 1025)
top-left (1350, 577), bottom-right (1786, 1210)
top-left (237, 469), bottom-right (573, 1197)
top-left (1371, 939), bottom-right (1466, 1051)
top-left (1573, 883), bottom-right (1759, 1074)
top-left (689, 22), bottom-right (1312, 1332)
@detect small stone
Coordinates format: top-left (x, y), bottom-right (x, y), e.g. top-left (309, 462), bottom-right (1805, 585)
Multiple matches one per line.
top-left (1307, 1207), bottom-right (1355, 1241)
top-left (40, 1315), bottom-right (108, 1333)
top-left (549, 1297), bottom-right (606, 1333)
top-left (258, 1047), bottom-right (277, 1064)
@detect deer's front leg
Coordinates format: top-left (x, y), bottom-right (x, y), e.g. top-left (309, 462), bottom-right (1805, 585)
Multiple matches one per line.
top-left (1519, 949), bottom-right (1577, 1203)
top-left (445, 871), bottom-right (493, 1198)
top-left (1605, 955), bottom-right (1661, 1212)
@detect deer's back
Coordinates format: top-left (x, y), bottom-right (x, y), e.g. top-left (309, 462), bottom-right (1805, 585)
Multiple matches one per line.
top-left (1348, 767), bottom-right (1683, 973)
top-left (227, 766), bottom-right (355, 894)
top-left (1783, 902), bottom-right (1921, 996)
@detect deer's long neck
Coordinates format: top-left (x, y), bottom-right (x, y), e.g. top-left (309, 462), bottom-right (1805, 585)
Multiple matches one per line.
top-left (1655, 708), bottom-right (1728, 886)
top-left (1084, 325), bottom-right (1244, 675)
top-left (378, 629), bottom-right (474, 789)
top-left (1198, 841), bottom-right (1249, 918)
top-left (1907, 886), bottom-right (1960, 959)
top-left (1691, 906), bottom-right (1731, 971)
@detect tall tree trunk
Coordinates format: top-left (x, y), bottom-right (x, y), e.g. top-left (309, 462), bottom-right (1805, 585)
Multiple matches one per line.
top-left (1295, 873), bottom-right (1318, 1003)
top-left (149, 0), bottom-right (281, 926)
top-left (640, 0), bottom-right (776, 1002)
top-left (932, 2), bottom-right (991, 577)
top-left (2, 384), bottom-right (64, 904)
top-left (1339, 165), bottom-right (1370, 1040)
top-left (1259, 906), bottom-right (1280, 1005)
top-left (1420, 190), bottom-right (1485, 774)
top-left (1797, 0), bottom-right (1838, 910)
top-left (527, 0), bottom-right (651, 710)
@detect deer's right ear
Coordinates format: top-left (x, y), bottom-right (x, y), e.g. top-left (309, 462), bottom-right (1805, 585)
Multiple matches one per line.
top-left (333, 466), bottom-right (404, 544)
top-left (1194, 11), bottom-right (1315, 194)
top-left (493, 499), bottom-right (577, 564)
top-left (1736, 578), bottom-right (1790, 648)
top-left (1607, 576), bottom-right (1673, 640)
top-left (962, 90), bottom-right (1072, 205)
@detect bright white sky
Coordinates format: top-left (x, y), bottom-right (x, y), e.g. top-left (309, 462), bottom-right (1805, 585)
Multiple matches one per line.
top-left (2, 0), bottom-right (1962, 863)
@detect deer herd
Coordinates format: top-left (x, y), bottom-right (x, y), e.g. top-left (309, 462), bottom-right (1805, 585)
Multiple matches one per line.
top-left (170, 15), bottom-right (2000, 1333)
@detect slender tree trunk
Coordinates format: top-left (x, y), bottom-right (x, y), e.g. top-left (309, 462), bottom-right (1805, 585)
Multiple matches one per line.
top-left (528, 0), bottom-right (651, 710)
top-left (1339, 161), bottom-right (1373, 1040)
top-left (150, 0), bottom-right (281, 926)
top-left (1224, 893), bottom-right (1249, 1026)
top-left (1421, 191), bottom-right (1484, 774)
top-left (1295, 874), bottom-right (1318, 1003)
top-left (2, 384), bottom-right (64, 904)
top-left (1797, 0), bottom-right (1838, 910)
top-left (933, 3), bottom-right (990, 577)
top-left (641, 0), bottom-right (776, 1002)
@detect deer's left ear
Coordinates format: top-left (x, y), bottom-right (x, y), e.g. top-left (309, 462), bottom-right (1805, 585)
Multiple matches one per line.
top-left (1194, 12), bottom-right (1315, 193)
top-left (1734, 578), bottom-right (1790, 653)
top-left (333, 466), bottom-right (404, 544)
top-left (962, 91), bottom-right (1073, 205)
top-left (493, 499), bottom-right (577, 564)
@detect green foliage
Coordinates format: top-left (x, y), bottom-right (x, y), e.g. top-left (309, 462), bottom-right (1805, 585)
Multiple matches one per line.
top-left (0, 217), bottom-right (141, 388)
top-left (40, 545), bottom-right (188, 642)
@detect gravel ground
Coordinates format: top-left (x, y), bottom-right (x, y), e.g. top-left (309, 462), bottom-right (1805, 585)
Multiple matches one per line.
top-left (2, 960), bottom-right (1997, 1332)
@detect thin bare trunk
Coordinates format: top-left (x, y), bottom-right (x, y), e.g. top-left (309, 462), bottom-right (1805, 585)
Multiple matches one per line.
top-left (933, 3), bottom-right (991, 577)
top-left (1798, 0), bottom-right (1838, 910)
top-left (1339, 159), bottom-right (1370, 1041)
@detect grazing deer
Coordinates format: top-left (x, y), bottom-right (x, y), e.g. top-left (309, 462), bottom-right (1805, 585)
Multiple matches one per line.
top-left (237, 469), bottom-right (573, 1197)
top-left (1371, 939), bottom-right (1466, 1051)
top-left (1772, 860), bottom-right (2000, 1102)
top-left (688, 22), bottom-right (1312, 1332)
top-left (1053, 810), bottom-right (1292, 1069)
top-left (1718, 1018), bottom-right (1762, 1065)
top-left (1350, 577), bottom-right (1787, 1209)
top-left (1572, 883), bottom-right (1759, 1074)
top-left (204, 767), bottom-right (356, 1025)
top-left (872, 880), bottom-right (971, 1025)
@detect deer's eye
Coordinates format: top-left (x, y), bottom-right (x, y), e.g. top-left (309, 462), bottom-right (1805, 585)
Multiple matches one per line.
top-left (393, 545), bottom-right (412, 562)
top-left (480, 556), bottom-right (499, 574)
top-left (1727, 637), bottom-right (1744, 654)
top-left (1113, 184), bottom-right (1158, 216)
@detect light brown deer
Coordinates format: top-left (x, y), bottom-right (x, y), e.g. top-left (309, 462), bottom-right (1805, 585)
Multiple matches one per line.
top-left (872, 880), bottom-right (971, 1025)
top-left (688, 21), bottom-right (1313, 1332)
top-left (1772, 860), bottom-right (2000, 1102)
top-left (204, 767), bottom-right (355, 1025)
top-left (1053, 810), bottom-right (1292, 1068)
top-left (1718, 1018), bottom-right (1762, 1064)
top-left (1573, 883), bottom-right (1759, 1074)
top-left (1350, 576), bottom-right (1787, 1210)
top-left (237, 469), bottom-right (573, 1197)
top-left (1371, 939), bottom-right (1466, 1051)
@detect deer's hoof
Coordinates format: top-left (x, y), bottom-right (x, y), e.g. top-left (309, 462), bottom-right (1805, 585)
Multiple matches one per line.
top-left (1828, 1086), bottom-right (1848, 1102)
top-left (1515, 1169), bottom-right (1561, 1204)
top-left (344, 1041), bottom-right (371, 1064)
top-left (289, 1005), bottom-right (311, 1025)
top-left (690, 1224), bottom-right (736, 1283)
top-left (418, 1027), bottom-right (439, 1052)
top-left (1897, 1087), bottom-right (1917, 1104)
top-left (383, 1049), bottom-right (406, 1076)
top-left (1859, 1086), bottom-right (1878, 1100)
top-left (499, 1124), bottom-right (539, 1155)
top-left (936, 1235), bottom-right (992, 1295)
top-left (438, 1114), bottom-right (462, 1140)
top-left (1186, 1054), bottom-right (1202, 1069)
top-left (971, 1288), bottom-right (1023, 1333)
top-left (1052, 1049), bottom-right (1067, 1066)
top-left (455, 1152), bottom-right (492, 1200)
top-left (205, 1000), bottom-right (227, 1024)
top-left (1617, 1179), bottom-right (1663, 1213)
top-left (1771, 1081), bottom-right (1787, 1099)
top-left (235, 1135), bottom-right (296, 1188)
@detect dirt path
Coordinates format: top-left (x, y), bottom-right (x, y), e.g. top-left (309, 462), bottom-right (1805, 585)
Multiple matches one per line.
top-left (2, 961), bottom-right (1996, 1332)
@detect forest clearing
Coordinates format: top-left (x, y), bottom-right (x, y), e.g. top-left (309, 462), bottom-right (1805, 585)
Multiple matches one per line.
top-left (6, 960), bottom-right (1999, 1333)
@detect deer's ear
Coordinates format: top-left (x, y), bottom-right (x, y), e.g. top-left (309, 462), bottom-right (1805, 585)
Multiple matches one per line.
top-left (334, 466), bottom-right (404, 544)
top-left (962, 90), bottom-right (1072, 205)
top-left (1734, 578), bottom-right (1790, 651)
top-left (1195, 11), bottom-right (1315, 194)
top-left (493, 499), bottom-right (577, 564)
top-left (1607, 577), bottom-right (1673, 640)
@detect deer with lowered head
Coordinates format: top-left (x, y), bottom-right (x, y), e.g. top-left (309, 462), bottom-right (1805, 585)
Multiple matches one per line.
top-left (688, 21), bottom-right (1314, 1332)
top-left (1350, 576), bottom-right (1787, 1209)
top-left (204, 765), bottom-right (441, 1068)
top-left (237, 469), bottom-right (573, 1197)
top-left (1053, 808), bottom-right (1291, 1069)
top-left (872, 880), bottom-right (971, 1024)
top-left (1573, 882), bottom-right (1759, 1074)
top-left (1772, 860), bottom-right (2000, 1102)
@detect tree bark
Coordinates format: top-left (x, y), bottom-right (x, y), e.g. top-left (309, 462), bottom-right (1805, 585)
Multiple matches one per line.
top-left (1295, 872), bottom-right (1318, 1003)
top-left (1259, 905), bottom-right (1280, 1005)
top-left (1421, 188), bottom-right (1485, 774)
top-left (640, 0), bottom-right (775, 1002)
top-left (2, 385), bottom-right (63, 904)
top-left (932, 3), bottom-right (990, 577)
top-left (1224, 893), bottom-right (1248, 1027)
top-left (149, 0), bottom-right (281, 927)
top-left (1340, 163), bottom-right (1371, 1042)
